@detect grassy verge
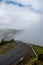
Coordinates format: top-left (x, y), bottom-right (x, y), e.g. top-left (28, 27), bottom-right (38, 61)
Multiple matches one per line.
top-left (32, 60), bottom-right (43, 65)
top-left (25, 45), bottom-right (43, 65)
top-left (0, 49), bottom-right (5, 54)
top-left (0, 42), bottom-right (16, 55)
top-left (32, 45), bottom-right (43, 55)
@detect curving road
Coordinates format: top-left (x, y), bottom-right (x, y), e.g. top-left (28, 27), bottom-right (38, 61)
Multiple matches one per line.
top-left (0, 42), bottom-right (33, 65)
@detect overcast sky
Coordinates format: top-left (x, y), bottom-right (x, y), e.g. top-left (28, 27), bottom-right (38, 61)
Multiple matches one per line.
top-left (0, 0), bottom-right (43, 45)
top-left (0, 0), bottom-right (43, 29)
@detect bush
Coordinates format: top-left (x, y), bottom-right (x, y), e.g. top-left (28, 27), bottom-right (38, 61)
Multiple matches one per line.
top-left (38, 54), bottom-right (43, 61)
top-left (0, 39), bottom-right (16, 46)
top-left (0, 38), bottom-right (5, 45)
top-left (9, 39), bottom-right (15, 43)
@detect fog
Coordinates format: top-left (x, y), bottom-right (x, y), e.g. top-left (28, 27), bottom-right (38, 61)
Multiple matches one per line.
top-left (0, 0), bottom-right (43, 46)
top-left (14, 15), bottom-right (43, 46)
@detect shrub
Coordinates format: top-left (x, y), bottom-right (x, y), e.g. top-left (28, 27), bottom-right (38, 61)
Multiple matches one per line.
top-left (38, 54), bottom-right (43, 61)
top-left (0, 39), bottom-right (16, 46)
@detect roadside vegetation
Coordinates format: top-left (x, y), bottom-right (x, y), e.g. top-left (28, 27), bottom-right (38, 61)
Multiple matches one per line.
top-left (0, 39), bottom-right (16, 55)
top-left (0, 40), bottom-right (43, 65)
top-left (32, 45), bottom-right (43, 55)
top-left (25, 45), bottom-right (43, 65)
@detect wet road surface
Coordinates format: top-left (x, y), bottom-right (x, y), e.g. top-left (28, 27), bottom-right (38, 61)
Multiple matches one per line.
top-left (0, 42), bottom-right (33, 65)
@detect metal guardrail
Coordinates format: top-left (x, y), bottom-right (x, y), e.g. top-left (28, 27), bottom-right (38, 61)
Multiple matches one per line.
top-left (26, 43), bottom-right (38, 59)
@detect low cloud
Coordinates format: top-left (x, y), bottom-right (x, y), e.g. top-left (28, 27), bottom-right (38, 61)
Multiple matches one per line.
top-left (0, 0), bottom-right (43, 45)
top-left (0, 0), bottom-right (43, 29)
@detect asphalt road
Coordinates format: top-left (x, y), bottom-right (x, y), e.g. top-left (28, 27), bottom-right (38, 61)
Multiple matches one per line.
top-left (0, 42), bottom-right (32, 65)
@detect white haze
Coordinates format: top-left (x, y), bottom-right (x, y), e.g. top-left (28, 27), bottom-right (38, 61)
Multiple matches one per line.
top-left (0, 0), bottom-right (43, 46)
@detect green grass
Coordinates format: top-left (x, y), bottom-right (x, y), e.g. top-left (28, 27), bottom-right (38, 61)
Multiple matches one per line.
top-left (32, 45), bottom-right (43, 55)
top-left (25, 58), bottom-right (37, 65)
top-left (25, 45), bottom-right (43, 65)
top-left (0, 49), bottom-right (5, 54)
